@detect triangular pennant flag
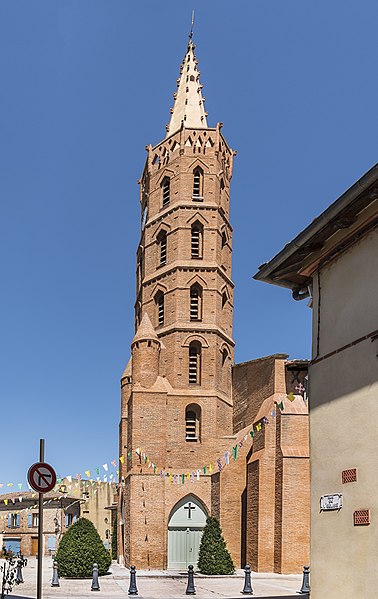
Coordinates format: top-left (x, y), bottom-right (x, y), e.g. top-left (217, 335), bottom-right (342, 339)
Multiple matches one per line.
top-left (85, 470), bottom-right (90, 478)
top-left (287, 392), bottom-right (295, 402)
top-left (103, 464), bottom-right (108, 472)
top-left (119, 456), bottom-right (125, 464)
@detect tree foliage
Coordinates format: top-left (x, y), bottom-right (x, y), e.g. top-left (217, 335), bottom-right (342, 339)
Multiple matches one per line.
top-left (111, 518), bottom-right (117, 560)
top-left (56, 518), bottom-right (111, 578)
top-left (197, 516), bottom-right (235, 575)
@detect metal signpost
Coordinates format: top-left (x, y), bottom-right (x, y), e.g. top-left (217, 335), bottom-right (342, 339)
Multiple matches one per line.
top-left (27, 439), bottom-right (57, 599)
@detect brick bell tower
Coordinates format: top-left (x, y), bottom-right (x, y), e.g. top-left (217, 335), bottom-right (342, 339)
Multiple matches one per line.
top-left (118, 34), bottom-right (236, 569)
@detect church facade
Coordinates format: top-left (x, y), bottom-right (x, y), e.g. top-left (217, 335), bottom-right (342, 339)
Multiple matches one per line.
top-left (118, 36), bottom-right (310, 573)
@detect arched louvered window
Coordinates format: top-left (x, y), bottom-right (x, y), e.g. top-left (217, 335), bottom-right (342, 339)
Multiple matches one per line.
top-left (192, 167), bottom-right (204, 200)
top-left (157, 231), bottom-right (167, 266)
top-left (189, 341), bottom-right (201, 384)
top-left (190, 284), bottom-right (202, 321)
top-left (162, 177), bottom-right (170, 207)
top-left (155, 291), bottom-right (164, 326)
top-left (191, 222), bottom-right (203, 258)
top-left (221, 230), bottom-right (227, 248)
top-left (185, 405), bottom-right (201, 442)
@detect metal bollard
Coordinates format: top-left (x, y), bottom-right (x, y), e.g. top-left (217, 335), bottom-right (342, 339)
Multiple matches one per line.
top-left (185, 564), bottom-right (196, 595)
top-left (128, 565), bottom-right (138, 595)
top-left (91, 563), bottom-right (100, 592)
top-left (299, 565), bottom-right (310, 594)
top-left (16, 559), bottom-right (24, 584)
top-left (51, 560), bottom-right (60, 587)
top-left (241, 564), bottom-right (253, 595)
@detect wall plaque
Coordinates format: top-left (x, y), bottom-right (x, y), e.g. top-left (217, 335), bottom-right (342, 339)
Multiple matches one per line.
top-left (320, 493), bottom-right (343, 511)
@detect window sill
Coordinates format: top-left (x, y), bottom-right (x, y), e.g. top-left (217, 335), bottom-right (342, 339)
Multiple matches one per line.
top-left (186, 438), bottom-right (198, 442)
top-left (192, 196), bottom-right (204, 201)
top-left (191, 256), bottom-right (203, 260)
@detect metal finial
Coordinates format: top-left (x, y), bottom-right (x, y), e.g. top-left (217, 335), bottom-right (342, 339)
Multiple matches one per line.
top-left (189, 10), bottom-right (195, 40)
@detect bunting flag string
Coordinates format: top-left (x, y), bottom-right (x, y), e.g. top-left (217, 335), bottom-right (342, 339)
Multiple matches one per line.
top-left (0, 390), bottom-right (305, 499)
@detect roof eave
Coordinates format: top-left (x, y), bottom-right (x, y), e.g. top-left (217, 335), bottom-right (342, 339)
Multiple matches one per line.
top-left (254, 163), bottom-right (378, 290)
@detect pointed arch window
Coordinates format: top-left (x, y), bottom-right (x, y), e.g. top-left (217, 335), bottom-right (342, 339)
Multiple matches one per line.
top-left (155, 291), bottom-right (165, 326)
top-left (190, 284), bottom-right (202, 321)
top-left (222, 291), bottom-right (228, 308)
top-left (185, 405), bottom-right (201, 442)
top-left (191, 222), bottom-right (203, 258)
top-left (222, 347), bottom-right (229, 366)
top-left (189, 341), bottom-right (201, 384)
top-left (221, 230), bottom-right (227, 248)
top-left (192, 167), bottom-right (204, 200)
top-left (135, 303), bottom-right (141, 330)
top-left (157, 231), bottom-right (167, 266)
top-left (162, 177), bottom-right (170, 208)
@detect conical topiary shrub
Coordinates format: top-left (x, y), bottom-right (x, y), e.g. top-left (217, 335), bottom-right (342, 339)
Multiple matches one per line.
top-left (197, 516), bottom-right (235, 575)
top-left (55, 517), bottom-right (111, 578)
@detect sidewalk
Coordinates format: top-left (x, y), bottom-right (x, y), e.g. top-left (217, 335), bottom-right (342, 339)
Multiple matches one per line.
top-left (5, 557), bottom-right (308, 598)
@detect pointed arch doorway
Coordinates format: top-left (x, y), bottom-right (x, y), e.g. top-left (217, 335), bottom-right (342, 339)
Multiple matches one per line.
top-left (168, 495), bottom-right (207, 570)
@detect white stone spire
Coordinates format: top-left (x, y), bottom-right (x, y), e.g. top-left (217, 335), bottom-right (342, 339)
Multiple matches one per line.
top-left (166, 39), bottom-right (208, 137)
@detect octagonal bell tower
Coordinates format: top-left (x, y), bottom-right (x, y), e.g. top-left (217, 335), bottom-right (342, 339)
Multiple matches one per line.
top-left (118, 34), bottom-right (236, 569)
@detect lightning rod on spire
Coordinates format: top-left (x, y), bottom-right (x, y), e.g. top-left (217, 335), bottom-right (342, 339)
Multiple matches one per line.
top-left (189, 10), bottom-right (195, 40)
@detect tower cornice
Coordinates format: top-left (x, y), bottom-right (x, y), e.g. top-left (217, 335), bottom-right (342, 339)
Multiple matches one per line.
top-left (141, 262), bottom-right (235, 290)
top-left (156, 324), bottom-right (235, 348)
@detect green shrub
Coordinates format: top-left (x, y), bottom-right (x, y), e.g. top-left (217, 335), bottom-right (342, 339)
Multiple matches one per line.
top-left (111, 518), bottom-right (117, 560)
top-left (197, 516), bottom-right (235, 575)
top-left (55, 517), bottom-right (111, 578)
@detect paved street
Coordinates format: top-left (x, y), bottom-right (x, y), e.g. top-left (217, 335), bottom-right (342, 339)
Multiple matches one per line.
top-left (3, 557), bottom-right (308, 598)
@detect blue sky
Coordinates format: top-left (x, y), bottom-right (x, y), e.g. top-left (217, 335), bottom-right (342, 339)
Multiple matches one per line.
top-left (1, 0), bottom-right (377, 490)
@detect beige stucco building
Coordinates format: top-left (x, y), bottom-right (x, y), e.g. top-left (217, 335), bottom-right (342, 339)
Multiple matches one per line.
top-left (0, 480), bottom-right (116, 557)
top-left (255, 163), bottom-right (378, 597)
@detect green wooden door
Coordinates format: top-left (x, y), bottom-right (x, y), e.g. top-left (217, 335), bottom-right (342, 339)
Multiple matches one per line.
top-left (167, 495), bottom-right (207, 570)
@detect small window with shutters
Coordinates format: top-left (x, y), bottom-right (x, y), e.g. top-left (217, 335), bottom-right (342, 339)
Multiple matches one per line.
top-left (8, 513), bottom-right (20, 528)
top-left (162, 177), bottom-right (170, 207)
top-left (65, 513), bottom-right (74, 527)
